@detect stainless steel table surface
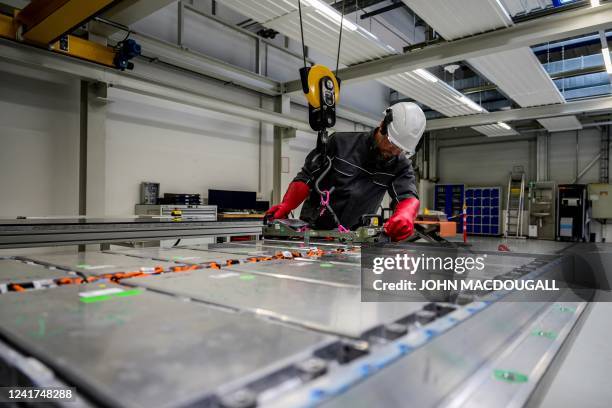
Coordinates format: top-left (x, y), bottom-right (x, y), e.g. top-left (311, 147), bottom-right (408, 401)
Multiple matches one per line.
top-left (0, 284), bottom-right (332, 408)
top-left (123, 268), bottom-right (425, 338)
top-left (107, 247), bottom-right (246, 264)
top-left (0, 258), bottom-right (71, 285)
top-left (186, 242), bottom-right (302, 256)
top-left (226, 258), bottom-right (361, 287)
top-left (22, 252), bottom-right (179, 276)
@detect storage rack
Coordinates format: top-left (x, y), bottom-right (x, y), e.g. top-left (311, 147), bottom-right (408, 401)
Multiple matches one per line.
top-left (466, 187), bottom-right (502, 236)
top-left (434, 184), bottom-right (465, 232)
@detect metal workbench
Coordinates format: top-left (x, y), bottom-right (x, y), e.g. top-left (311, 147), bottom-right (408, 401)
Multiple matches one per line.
top-left (105, 247), bottom-right (250, 265)
top-left (0, 218), bottom-right (263, 249)
top-left (21, 252), bottom-right (181, 277)
top-left (0, 238), bottom-right (608, 408)
top-left (0, 284), bottom-right (333, 408)
top-left (122, 267), bottom-right (425, 338)
top-left (0, 257), bottom-right (74, 293)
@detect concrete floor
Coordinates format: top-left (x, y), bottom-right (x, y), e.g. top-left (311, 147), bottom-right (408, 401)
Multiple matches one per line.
top-left (448, 235), bottom-right (576, 254)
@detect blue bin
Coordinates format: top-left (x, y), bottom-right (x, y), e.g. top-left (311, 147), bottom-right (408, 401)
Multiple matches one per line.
top-left (475, 198), bottom-right (481, 206)
top-left (474, 207), bottom-right (481, 215)
top-left (482, 225), bottom-right (490, 234)
top-left (491, 226), bottom-right (499, 235)
top-left (466, 189), bottom-right (473, 198)
top-left (474, 190), bottom-right (481, 198)
top-left (467, 224), bottom-right (473, 233)
top-left (474, 225), bottom-right (481, 234)
top-left (482, 207), bottom-right (490, 216)
top-left (491, 198), bottom-right (499, 207)
top-left (483, 198), bottom-right (490, 206)
top-left (482, 189), bottom-right (491, 198)
top-left (467, 198), bottom-right (473, 206)
top-left (483, 216), bottom-right (490, 225)
top-left (491, 189), bottom-right (499, 198)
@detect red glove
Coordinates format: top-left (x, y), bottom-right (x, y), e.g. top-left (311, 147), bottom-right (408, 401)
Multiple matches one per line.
top-left (266, 181), bottom-right (310, 220)
top-left (384, 197), bottom-right (420, 241)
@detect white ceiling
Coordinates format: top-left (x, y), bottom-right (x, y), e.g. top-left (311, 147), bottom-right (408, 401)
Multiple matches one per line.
top-left (220, 0), bottom-right (490, 127)
top-left (401, 0), bottom-right (581, 133)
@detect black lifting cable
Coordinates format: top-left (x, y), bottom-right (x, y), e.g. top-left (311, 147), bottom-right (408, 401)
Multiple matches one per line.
top-left (335, 0), bottom-right (348, 76)
top-left (298, 0), bottom-right (307, 69)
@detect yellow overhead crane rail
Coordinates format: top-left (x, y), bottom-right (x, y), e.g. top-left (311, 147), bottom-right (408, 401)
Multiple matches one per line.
top-left (0, 0), bottom-right (140, 70)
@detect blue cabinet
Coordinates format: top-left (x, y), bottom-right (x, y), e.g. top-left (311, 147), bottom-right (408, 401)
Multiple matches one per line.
top-left (434, 184), bottom-right (465, 233)
top-left (465, 186), bottom-right (502, 236)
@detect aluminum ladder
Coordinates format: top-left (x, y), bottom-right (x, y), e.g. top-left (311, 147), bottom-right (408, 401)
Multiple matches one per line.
top-left (504, 166), bottom-right (526, 238)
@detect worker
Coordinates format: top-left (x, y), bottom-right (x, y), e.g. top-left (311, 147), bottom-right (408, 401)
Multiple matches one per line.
top-left (266, 102), bottom-right (426, 242)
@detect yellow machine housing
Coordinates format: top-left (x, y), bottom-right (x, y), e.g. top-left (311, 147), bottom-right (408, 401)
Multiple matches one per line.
top-left (303, 65), bottom-right (340, 109)
top-left (299, 64), bottom-right (340, 132)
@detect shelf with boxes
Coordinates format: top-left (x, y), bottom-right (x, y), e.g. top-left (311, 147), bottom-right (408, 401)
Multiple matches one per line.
top-left (466, 187), bottom-right (502, 236)
top-left (434, 184), bottom-right (465, 233)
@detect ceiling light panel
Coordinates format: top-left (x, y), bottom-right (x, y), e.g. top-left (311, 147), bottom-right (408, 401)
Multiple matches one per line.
top-left (222, 0), bottom-right (394, 65)
top-left (498, 0), bottom-right (552, 17)
top-left (537, 116), bottom-right (583, 132)
top-left (379, 72), bottom-right (484, 117)
top-left (401, 0), bottom-right (512, 40)
top-left (468, 47), bottom-right (565, 106)
top-left (472, 123), bottom-right (519, 137)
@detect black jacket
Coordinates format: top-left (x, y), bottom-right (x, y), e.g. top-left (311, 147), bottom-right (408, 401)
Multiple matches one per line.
top-left (294, 130), bottom-right (418, 230)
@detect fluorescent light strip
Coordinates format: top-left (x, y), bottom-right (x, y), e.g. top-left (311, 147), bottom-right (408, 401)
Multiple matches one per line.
top-left (305, 0), bottom-right (358, 31)
top-left (497, 122), bottom-right (511, 130)
top-left (591, 0), bottom-right (600, 7)
top-left (603, 47), bottom-right (612, 74)
top-left (414, 69), bottom-right (439, 83)
top-left (456, 95), bottom-right (484, 112)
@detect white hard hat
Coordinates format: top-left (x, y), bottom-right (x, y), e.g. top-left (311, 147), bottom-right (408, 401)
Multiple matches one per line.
top-left (383, 102), bottom-right (426, 156)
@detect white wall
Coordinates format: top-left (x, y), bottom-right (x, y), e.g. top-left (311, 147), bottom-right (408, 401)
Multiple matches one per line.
top-left (105, 88), bottom-right (268, 215)
top-left (549, 129), bottom-right (602, 184)
top-left (0, 63), bottom-right (80, 217)
top-left (438, 140), bottom-right (533, 188)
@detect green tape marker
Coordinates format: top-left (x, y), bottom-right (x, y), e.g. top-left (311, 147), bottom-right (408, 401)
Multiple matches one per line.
top-left (557, 306), bottom-right (575, 313)
top-left (531, 329), bottom-right (557, 340)
top-left (240, 275), bottom-right (256, 281)
top-left (493, 369), bottom-right (528, 383)
top-left (320, 263), bottom-right (334, 268)
top-left (80, 289), bottom-right (142, 304)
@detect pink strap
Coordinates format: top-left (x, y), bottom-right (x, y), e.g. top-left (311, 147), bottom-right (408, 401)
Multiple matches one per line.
top-left (320, 190), bottom-right (330, 206)
top-left (338, 225), bottom-right (350, 233)
top-left (319, 190), bottom-right (330, 216)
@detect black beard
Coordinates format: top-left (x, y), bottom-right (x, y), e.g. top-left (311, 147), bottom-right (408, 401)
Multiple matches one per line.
top-left (375, 149), bottom-right (398, 166)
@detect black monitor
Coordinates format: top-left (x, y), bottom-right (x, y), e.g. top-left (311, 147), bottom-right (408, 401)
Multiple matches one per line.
top-left (208, 189), bottom-right (257, 211)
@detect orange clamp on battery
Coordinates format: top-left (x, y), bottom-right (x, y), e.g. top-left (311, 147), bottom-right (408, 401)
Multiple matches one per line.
top-left (9, 284), bottom-right (25, 292)
top-left (57, 277), bottom-right (73, 286)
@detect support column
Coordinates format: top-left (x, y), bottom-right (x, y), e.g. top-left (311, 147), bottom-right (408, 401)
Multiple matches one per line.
top-left (429, 132), bottom-right (438, 181)
top-left (536, 132), bottom-right (549, 181)
top-left (272, 95), bottom-right (291, 204)
top-left (79, 81), bottom-right (108, 218)
top-left (177, 1), bottom-right (184, 47)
